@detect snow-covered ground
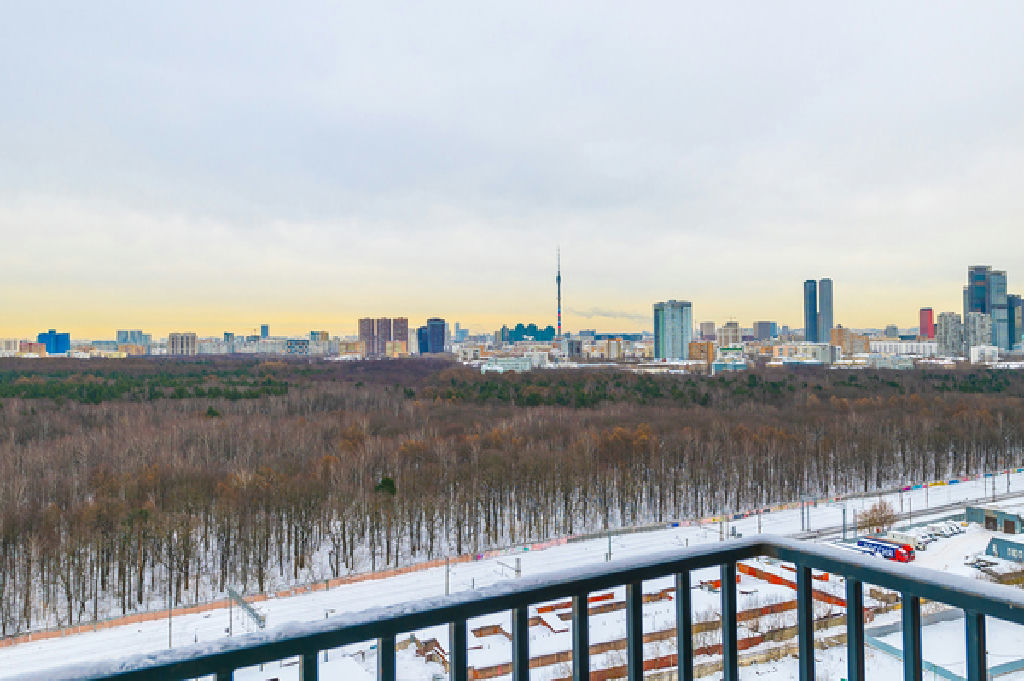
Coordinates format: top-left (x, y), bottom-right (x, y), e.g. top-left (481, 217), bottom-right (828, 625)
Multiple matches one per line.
top-left (5, 471), bottom-right (1024, 680)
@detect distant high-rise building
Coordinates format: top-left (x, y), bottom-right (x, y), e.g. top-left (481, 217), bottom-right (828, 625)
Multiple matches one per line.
top-left (919, 308), bottom-right (935, 340)
top-left (936, 312), bottom-right (964, 357)
top-left (358, 318), bottom-right (375, 356)
top-left (260, 324), bottom-right (270, 339)
top-left (1009, 295), bottom-right (1023, 350)
top-left (803, 280), bottom-right (818, 342)
top-left (989, 270), bottom-right (1009, 349)
top-left (753, 321), bottom-right (776, 341)
top-left (884, 324), bottom-right (900, 338)
top-left (966, 311), bottom-right (993, 349)
top-left (393, 318), bottom-right (409, 345)
top-left (817, 278), bottom-right (833, 343)
top-left (426, 318), bottom-right (446, 354)
top-left (416, 326), bottom-right (429, 354)
top-left (717, 321), bottom-right (741, 347)
top-left (699, 321), bottom-right (716, 341)
top-left (376, 317), bottom-right (393, 355)
top-left (224, 332), bottom-right (235, 343)
top-left (653, 300), bottom-right (693, 360)
top-left (964, 266), bottom-right (989, 317)
top-left (168, 332), bottom-right (197, 356)
top-left (117, 329), bottom-right (151, 347)
top-left (37, 329), bottom-right (70, 354)
top-left (963, 266), bottom-right (1011, 350)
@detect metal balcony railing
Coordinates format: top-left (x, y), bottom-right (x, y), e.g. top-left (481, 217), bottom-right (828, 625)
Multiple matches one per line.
top-left (29, 535), bottom-right (1024, 681)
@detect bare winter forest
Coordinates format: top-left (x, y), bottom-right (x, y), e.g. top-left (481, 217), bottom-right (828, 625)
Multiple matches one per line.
top-left (1, 357), bottom-right (1023, 636)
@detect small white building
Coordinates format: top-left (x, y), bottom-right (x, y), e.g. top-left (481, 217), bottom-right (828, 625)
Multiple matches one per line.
top-left (868, 340), bottom-right (939, 357)
top-left (970, 345), bottom-right (1000, 365)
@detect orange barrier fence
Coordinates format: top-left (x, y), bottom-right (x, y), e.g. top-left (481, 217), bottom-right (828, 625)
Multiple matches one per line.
top-left (737, 563), bottom-right (846, 608)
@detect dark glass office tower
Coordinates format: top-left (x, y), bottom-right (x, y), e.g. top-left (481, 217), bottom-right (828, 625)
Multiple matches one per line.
top-left (426, 318), bottom-right (446, 353)
top-left (803, 280), bottom-right (818, 343)
top-left (817, 278), bottom-right (833, 344)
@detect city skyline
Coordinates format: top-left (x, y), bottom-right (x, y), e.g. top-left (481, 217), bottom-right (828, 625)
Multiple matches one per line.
top-left (0, 262), bottom-right (1018, 341)
top-left (3, 4), bottom-right (1024, 337)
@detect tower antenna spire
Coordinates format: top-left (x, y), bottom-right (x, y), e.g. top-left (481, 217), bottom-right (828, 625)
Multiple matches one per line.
top-left (556, 247), bottom-right (562, 337)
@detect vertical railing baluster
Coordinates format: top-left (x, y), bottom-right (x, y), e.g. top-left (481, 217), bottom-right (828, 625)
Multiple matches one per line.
top-left (512, 606), bottom-right (530, 681)
top-left (901, 593), bottom-right (922, 681)
top-left (676, 569), bottom-right (694, 681)
top-left (720, 561), bottom-right (738, 681)
top-left (450, 620), bottom-right (468, 681)
top-left (377, 634), bottom-right (396, 681)
top-left (965, 610), bottom-right (987, 681)
top-left (626, 581), bottom-right (644, 681)
top-left (797, 565), bottom-right (815, 681)
top-left (572, 591), bottom-right (590, 681)
top-left (846, 578), bottom-right (865, 681)
top-left (299, 652), bottom-right (318, 681)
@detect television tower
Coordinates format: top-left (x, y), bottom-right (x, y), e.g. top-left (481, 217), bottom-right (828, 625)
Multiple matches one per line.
top-left (556, 247), bottom-right (562, 337)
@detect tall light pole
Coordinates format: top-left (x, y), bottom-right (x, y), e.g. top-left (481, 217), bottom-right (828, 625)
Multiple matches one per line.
top-left (168, 531), bottom-right (175, 649)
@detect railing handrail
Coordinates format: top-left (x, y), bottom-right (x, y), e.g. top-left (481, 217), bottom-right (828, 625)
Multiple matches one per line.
top-left (19, 535), bottom-right (1024, 681)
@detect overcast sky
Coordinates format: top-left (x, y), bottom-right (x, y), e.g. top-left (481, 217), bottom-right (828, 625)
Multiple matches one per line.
top-left (2, 2), bottom-right (1024, 338)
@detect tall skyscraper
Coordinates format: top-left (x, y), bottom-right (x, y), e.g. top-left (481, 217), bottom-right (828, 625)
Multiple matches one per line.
top-left (817, 278), bottom-right (833, 343)
top-left (963, 266), bottom-right (1011, 350)
top-left (653, 300), bottom-right (693, 360)
top-left (919, 308), bottom-right (935, 339)
top-left (803, 280), bottom-right (818, 343)
top-left (393, 318), bottom-right (409, 345)
top-left (358, 318), bottom-right (375, 356)
top-left (1009, 295), bottom-right (1022, 350)
top-left (260, 324), bottom-right (270, 339)
top-left (699, 321), bottom-right (716, 340)
top-left (936, 312), bottom-right (963, 357)
top-left (426, 318), bottom-right (446, 353)
top-left (416, 326), bottom-right (429, 354)
top-left (988, 270), bottom-right (1009, 350)
top-left (376, 317), bottom-right (393, 355)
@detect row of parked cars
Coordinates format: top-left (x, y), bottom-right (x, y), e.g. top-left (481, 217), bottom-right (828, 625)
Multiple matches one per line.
top-left (889, 520), bottom-right (966, 551)
top-left (853, 520), bottom-right (965, 562)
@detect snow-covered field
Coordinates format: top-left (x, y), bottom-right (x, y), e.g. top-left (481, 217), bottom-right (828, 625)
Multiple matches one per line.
top-left (4, 471), bottom-right (1024, 680)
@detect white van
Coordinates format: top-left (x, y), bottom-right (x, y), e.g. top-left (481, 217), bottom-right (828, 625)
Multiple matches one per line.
top-left (927, 523), bottom-right (953, 538)
top-left (887, 530), bottom-right (927, 551)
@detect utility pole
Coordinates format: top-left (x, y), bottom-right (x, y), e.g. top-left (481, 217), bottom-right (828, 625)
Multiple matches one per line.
top-left (168, 533), bottom-right (174, 649)
top-left (445, 558), bottom-right (450, 596)
top-left (841, 505), bottom-right (847, 541)
top-left (607, 531), bottom-right (613, 560)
